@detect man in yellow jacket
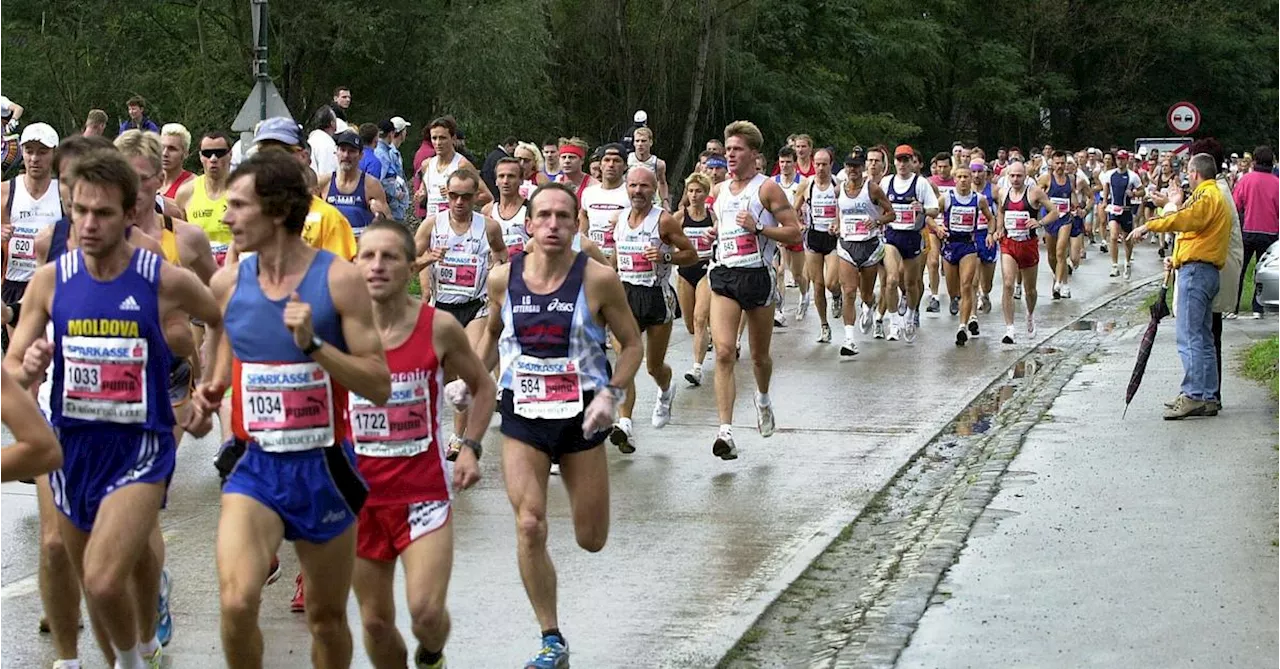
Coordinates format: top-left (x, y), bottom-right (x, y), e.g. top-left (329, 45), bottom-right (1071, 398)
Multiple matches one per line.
top-left (1129, 153), bottom-right (1233, 419)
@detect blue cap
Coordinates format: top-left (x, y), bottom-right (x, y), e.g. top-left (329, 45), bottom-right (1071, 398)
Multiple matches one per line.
top-left (706, 156), bottom-right (727, 169)
top-left (254, 117), bottom-right (304, 147)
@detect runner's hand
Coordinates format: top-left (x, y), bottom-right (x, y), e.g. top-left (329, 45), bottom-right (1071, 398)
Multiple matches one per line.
top-left (22, 339), bottom-right (52, 380)
top-left (642, 245), bottom-right (661, 263)
top-left (581, 390), bottom-right (616, 436)
top-left (735, 208), bottom-right (759, 233)
top-left (283, 292), bottom-right (314, 350)
top-left (443, 379), bottom-right (473, 411)
top-left (452, 446), bottom-right (481, 490)
top-left (414, 248), bottom-right (445, 273)
top-left (181, 407), bottom-right (214, 439)
top-left (1, 222), bottom-right (11, 245)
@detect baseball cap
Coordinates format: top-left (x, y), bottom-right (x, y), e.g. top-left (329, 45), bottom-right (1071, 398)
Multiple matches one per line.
top-left (1115, 149), bottom-right (1130, 159)
top-left (377, 119), bottom-right (395, 135)
top-left (334, 130), bottom-right (361, 148)
top-left (844, 154), bottom-right (866, 168)
top-left (634, 110), bottom-right (648, 124)
top-left (1138, 147), bottom-right (1149, 157)
top-left (1230, 152), bottom-right (1239, 159)
top-left (20, 123), bottom-right (58, 148)
top-left (1088, 147), bottom-right (1101, 155)
top-left (600, 142), bottom-right (626, 158)
top-left (254, 117), bottom-right (304, 146)
top-left (894, 144), bottom-right (914, 159)
top-left (390, 116), bottom-right (411, 132)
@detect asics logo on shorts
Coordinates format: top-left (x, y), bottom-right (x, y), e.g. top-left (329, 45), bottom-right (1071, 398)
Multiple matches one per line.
top-left (321, 509), bottom-right (347, 524)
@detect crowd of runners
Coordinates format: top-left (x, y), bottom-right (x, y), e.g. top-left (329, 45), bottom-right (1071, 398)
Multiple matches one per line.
top-left (0, 93), bottom-right (1261, 669)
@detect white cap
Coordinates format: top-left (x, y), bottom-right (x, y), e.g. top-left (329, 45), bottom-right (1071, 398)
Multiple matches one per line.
top-left (20, 122), bottom-right (58, 148)
top-left (335, 118), bottom-right (351, 134)
top-left (390, 116), bottom-right (411, 132)
top-left (1138, 147), bottom-right (1149, 157)
top-left (1231, 152), bottom-right (1239, 159)
top-left (634, 110), bottom-right (648, 124)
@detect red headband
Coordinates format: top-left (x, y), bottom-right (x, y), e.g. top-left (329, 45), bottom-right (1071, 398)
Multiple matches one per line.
top-left (559, 145), bottom-right (585, 159)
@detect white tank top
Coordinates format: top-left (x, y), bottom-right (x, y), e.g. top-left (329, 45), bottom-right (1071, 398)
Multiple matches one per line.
top-left (838, 179), bottom-right (878, 242)
top-left (807, 180), bottom-right (839, 234)
top-left (580, 182), bottom-right (629, 256)
top-left (423, 153), bottom-right (463, 214)
top-left (613, 207), bottom-right (669, 288)
top-left (494, 200), bottom-right (529, 255)
top-left (429, 212), bottom-right (491, 304)
top-left (712, 174), bottom-right (777, 269)
top-left (627, 153), bottom-right (658, 172)
top-left (6, 177), bottom-right (62, 282)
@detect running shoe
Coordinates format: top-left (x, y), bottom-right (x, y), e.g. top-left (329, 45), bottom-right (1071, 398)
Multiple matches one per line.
top-left (1013, 284), bottom-right (1023, 300)
top-left (773, 306), bottom-right (787, 327)
top-left (756, 401), bottom-right (776, 438)
top-left (913, 309), bottom-right (921, 328)
top-left (817, 323), bottom-right (832, 343)
top-left (1060, 284), bottom-right (1071, 298)
top-left (858, 303), bottom-right (873, 333)
top-left (887, 318), bottom-right (900, 342)
top-left (926, 295), bottom-right (940, 313)
top-left (1027, 314), bottom-right (1037, 338)
top-left (949, 296), bottom-right (960, 315)
top-left (786, 274), bottom-right (797, 289)
top-left (525, 635), bottom-right (569, 669)
top-left (145, 647), bottom-right (163, 669)
top-left (1100, 242), bottom-right (1108, 253)
top-left (1123, 262), bottom-right (1132, 280)
top-left (651, 386), bottom-right (676, 429)
top-left (684, 365), bottom-right (702, 387)
top-left (903, 313), bottom-right (918, 344)
top-left (1224, 312), bottom-right (1238, 320)
top-left (955, 328), bottom-right (968, 346)
top-left (1002, 326), bottom-right (1016, 345)
top-left (796, 294), bottom-right (810, 321)
top-left (831, 291), bottom-right (843, 318)
top-left (1052, 282), bottom-right (1061, 300)
top-left (550, 463), bottom-right (561, 476)
top-left (873, 320), bottom-right (885, 340)
top-left (979, 293), bottom-right (992, 314)
top-left (713, 426), bottom-right (739, 460)
top-left (416, 646), bottom-right (447, 669)
top-left (291, 574), bottom-right (305, 613)
top-left (265, 555), bottom-right (282, 586)
top-left (157, 568), bottom-right (173, 647)
top-left (840, 337), bottom-right (858, 357)
top-left (1109, 263), bottom-right (1120, 277)
top-left (967, 317), bottom-right (980, 336)
top-left (897, 293), bottom-right (907, 316)
top-left (609, 418), bottom-right (636, 454)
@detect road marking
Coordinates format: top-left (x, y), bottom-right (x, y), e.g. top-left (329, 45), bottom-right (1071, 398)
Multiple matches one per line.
top-left (2, 529), bottom-right (179, 600)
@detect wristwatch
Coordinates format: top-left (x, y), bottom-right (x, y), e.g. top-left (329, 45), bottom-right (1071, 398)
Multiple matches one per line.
top-left (459, 437), bottom-right (483, 459)
top-left (662, 251), bottom-right (673, 264)
top-left (301, 335), bottom-right (324, 356)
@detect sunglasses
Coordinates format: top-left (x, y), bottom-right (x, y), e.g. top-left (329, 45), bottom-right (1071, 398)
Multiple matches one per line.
top-left (447, 191), bottom-right (476, 200)
top-left (200, 148), bottom-right (230, 159)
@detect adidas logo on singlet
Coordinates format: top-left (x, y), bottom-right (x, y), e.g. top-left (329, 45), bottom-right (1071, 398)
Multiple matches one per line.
top-left (118, 296), bottom-right (141, 311)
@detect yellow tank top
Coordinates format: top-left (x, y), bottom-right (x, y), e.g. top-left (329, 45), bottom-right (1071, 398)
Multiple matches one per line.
top-left (185, 175), bottom-right (231, 264)
top-left (160, 216), bottom-right (181, 267)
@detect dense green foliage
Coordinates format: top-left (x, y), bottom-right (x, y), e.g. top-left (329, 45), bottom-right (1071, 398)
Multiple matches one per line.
top-left (5, 0), bottom-right (1276, 175)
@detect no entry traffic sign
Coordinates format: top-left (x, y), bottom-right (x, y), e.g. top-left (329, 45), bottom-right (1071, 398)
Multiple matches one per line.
top-left (1167, 102), bottom-right (1201, 136)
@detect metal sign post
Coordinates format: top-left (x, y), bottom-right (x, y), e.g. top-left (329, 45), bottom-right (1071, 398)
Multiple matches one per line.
top-left (231, 0), bottom-right (292, 135)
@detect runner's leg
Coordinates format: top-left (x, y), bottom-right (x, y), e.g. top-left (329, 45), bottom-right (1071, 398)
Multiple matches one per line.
top-left (353, 557), bottom-right (406, 668)
top-left (711, 294), bottom-right (745, 424)
top-left (559, 445), bottom-right (610, 552)
top-left (217, 493), bottom-right (287, 669)
top-left (37, 476), bottom-right (82, 661)
top-left (295, 526), bottom-right (358, 669)
top-left (401, 521), bottom-right (454, 663)
top-left (806, 252), bottom-right (828, 327)
top-left (502, 438), bottom-right (558, 630)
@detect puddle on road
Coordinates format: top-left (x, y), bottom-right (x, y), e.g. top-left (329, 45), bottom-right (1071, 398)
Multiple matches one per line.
top-left (952, 348), bottom-right (1059, 436)
top-left (1067, 319), bottom-right (1117, 333)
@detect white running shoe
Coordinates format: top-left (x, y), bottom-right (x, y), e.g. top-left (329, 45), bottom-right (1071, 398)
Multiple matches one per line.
top-left (817, 323), bottom-right (832, 343)
top-left (609, 418), bottom-right (635, 454)
top-left (979, 293), bottom-right (992, 314)
top-left (1123, 262), bottom-right (1132, 280)
top-left (713, 426), bottom-right (739, 460)
top-left (1109, 263), bottom-right (1120, 277)
top-left (903, 312), bottom-right (918, 344)
top-left (1060, 284), bottom-right (1071, 298)
top-left (1027, 314), bottom-right (1037, 337)
top-left (873, 320), bottom-right (886, 339)
top-left (1002, 325), bottom-right (1016, 345)
top-left (897, 293), bottom-right (907, 316)
top-left (831, 291), bottom-right (843, 318)
top-left (858, 303), bottom-right (873, 333)
top-left (774, 306), bottom-right (787, 327)
top-left (840, 337), bottom-right (859, 357)
top-left (1013, 284), bottom-right (1023, 300)
top-left (887, 317), bottom-right (901, 342)
top-left (796, 294), bottom-right (811, 321)
top-left (651, 384), bottom-right (676, 428)
top-left (684, 365), bottom-right (702, 387)
top-left (756, 401), bottom-right (776, 438)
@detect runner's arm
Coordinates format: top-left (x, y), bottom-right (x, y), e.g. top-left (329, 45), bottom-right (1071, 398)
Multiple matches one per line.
top-left (1031, 187), bottom-right (1059, 228)
top-left (436, 312), bottom-right (496, 445)
top-left (0, 180), bottom-right (9, 232)
top-left (1, 264), bottom-right (53, 388)
top-left (868, 184), bottom-right (896, 227)
top-left (658, 211), bottom-right (698, 267)
top-left (578, 208), bottom-right (590, 236)
top-left (484, 216), bottom-right (509, 263)
top-left (0, 368), bottom-right (62, 482)
top-left (173, 179), bottom-right (195, 215)
top-left (589, 263), bottom-right (642, 391)
top-left (477, 263), bottom-right (510, 371)
top-left (177, 222), bottom-right (218, 285)
top-left (321, 260), bottom-right (391, 404)
top-left (756, 179), bottom-right (803, 246)
top-left (579, 237), bottom-right (612, 266)
top-left (32, 222), bottom-right (54, 266)
top-left (656, 158), bottom-right (670, 207)
top-left (365, 176), bottom-right (391, 218)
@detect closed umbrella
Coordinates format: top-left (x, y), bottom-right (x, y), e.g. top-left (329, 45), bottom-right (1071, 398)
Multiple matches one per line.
top-left (1124, 269), bottom-right (1173, 417)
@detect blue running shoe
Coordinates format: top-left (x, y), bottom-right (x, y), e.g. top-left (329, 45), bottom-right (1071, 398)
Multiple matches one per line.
top-left (157, 567), bottom-right (173, 646)
top-left (524, 635), bottom-right (569, 669)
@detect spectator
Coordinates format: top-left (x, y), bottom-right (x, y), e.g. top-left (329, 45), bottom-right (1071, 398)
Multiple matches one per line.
top-left (357, 122), bottom-right (383, 177)
top-left (0, 95), bottom-right (22, 134)
top-left (375, 117), bottom-right (411, 221)
top-left (481, 135), bottom-right (517, 197)
top-left (119, 95), bottom-right (160, 133)
top-left (1129, 153), bottom-right (1234, 419)
top-left (308, 105), bottom-right (339, 178)
top-left (1231, 145), bottom-right (1279, 318)
top-left (329, 85), bottom-right (351, 122)
top-left (83, 109), bottom-right (108, 137)
top-left (411, 125), bottom-right (437, 220)
top-left (621, 110), bottom-right (647, 155)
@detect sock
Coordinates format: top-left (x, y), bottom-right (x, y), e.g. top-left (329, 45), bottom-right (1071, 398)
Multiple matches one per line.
top-left (719, 423), bottom-right (733, 435)
top-left (691, 362), bottom-right (702, 373)
top-left (844, 325), bottom-right (855, 339)
top-left (140, 637), bottom-right (160, 658)
top-left (112, 645), bottom-right (144, 669)
top-left (755, 391), bottom-right (770, 407)
top-left (542, 628), bottom-right (565, 645)
top-left (416, 647), bottom-right (444, 665)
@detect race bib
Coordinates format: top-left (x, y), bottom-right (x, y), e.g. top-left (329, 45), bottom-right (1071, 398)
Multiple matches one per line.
top-left (890, 203), bottom-right (917, 231)
top-left (840, 211), bottom-right (872, 241)
top-left (504, 233), bottom-right (526, 256)
top-left (4, 221), bottom-right (40, 280)
top-left (588, 225), bottom-right (616, 253)
top-left (717, 196), bottom-right (763, 267)
top-left (811, 203), bottom-right (837, 233)
top-left (437, 250), bottom-right (481, 297)
top-left (240, 361), bottom-right (334, 452)
top-left (1051, 197), bottom-right (1071, 215)
top-left (687, 227), bottom-right (714, 259)
top-left (350, 377), bottom-right (432, 458)
top-left (615, 239), bottom-right (656, 285)
top-left (61, 336), bottom-right (148, 424)
top-left (1106, 204), bottom-right (1124, 216)
top-left (1004, 210), bottom-right (1031, 241)
top-left (948, 205), bottom-right (976, 233)
top-left (211, 242), bottom-right (229, 267)
top-left (512, 356), bottom-right (584, 420)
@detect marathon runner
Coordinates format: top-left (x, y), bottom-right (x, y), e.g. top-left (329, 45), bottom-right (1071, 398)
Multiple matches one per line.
top-left (322, 130), bottom-right (391, 240)
top-left (993, 160), bottom-right (1059, 344)
top-left (675, 171), bottom-right (716, 386)
top-left (833, 154), bottom-right (895, 354)
top-left (878, 144), bottom-right (940, 343)
top-left (772, 146), bottom-right (808, 326)
top-left (416, 116), bottom-right (491, 217)
top-left (541, 139), bottom-right (561, 181)
top-left (175, 130), bottom-right (234, 267)
top-left (159, 124), bottom-right (195, 201)
top-left (5, 148), bottom-right (222, 669)
top-left (940, 164), bottom-right (997, 345)
top-left (554, 137), bottom-right (595, 201)
top-left (578, 144), bottom-right (629, 258)
top-left (607, 166), bottom-right (696, 453)
top-left (2, 123), bottom-right (62, 332)
top-left (477, 182), bottom-right (643, 669)
top-left (626, 127), bottom-right (669, 207)
top-left (1037, 150), bottom-right (1082, 299)
top-left (925, 152), bottom-right (955, 314)
top-left (706, 121), bottom-right (803, 459)
top-left (349, 221), bottom-right (493, 669)
top-left (485, 157), bottom-right (531, 256)
top-left (1101, 149), bottom-right (1143, 279)
top-left (793, 148), bottom-right (843, 343)
top-left (188, 150), bottom-right (390, 668)
top-left (514, 143), bottom-right (549, 199)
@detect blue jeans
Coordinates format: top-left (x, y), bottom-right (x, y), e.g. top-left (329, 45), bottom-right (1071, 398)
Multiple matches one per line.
top-left (1175, 262), bottom-right (1220, 401)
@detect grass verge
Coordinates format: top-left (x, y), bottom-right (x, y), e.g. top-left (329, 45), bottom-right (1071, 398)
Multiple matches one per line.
top-left (1140, 258), bottom-right (1257, 313)
top-left (1240, 335), bottom-right (1278, 400)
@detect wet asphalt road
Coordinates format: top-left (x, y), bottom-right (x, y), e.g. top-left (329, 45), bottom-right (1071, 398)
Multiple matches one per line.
top-left (2, 241), bottom-right (1162, 668)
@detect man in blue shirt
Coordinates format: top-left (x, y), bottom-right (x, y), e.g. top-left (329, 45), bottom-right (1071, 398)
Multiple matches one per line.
top-left (375, 117), bottom-right (411, 221)
top-left (357, 123), bottom-right (384, 178)
top-left (119, 95), bottom-right (160, 134)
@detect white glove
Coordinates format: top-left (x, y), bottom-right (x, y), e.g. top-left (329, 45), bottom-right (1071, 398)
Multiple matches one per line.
top-left (444, 379), bottom-right (472, 411)
top-left (581, 390), bottom-right (617, 436)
